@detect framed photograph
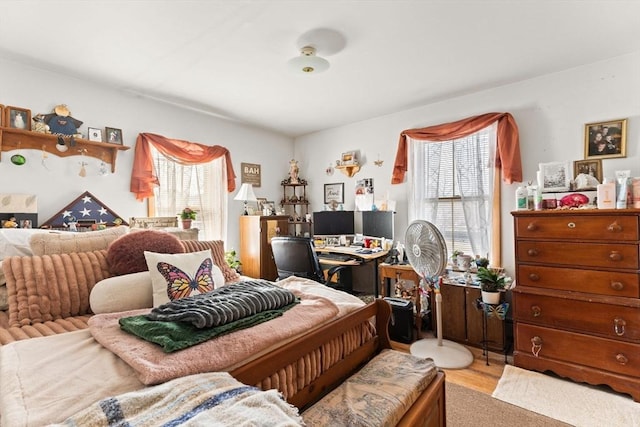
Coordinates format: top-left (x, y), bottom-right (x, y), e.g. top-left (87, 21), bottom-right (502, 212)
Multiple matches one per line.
top-left (574, 159), bottom-right (603, 184)
top-left (4, 106), bottom-right (31, 130)
top-left (324, 183), bottom-right (344, 204)
top-left (539, 161), bottom-right (571, 192)
top-left (105, 127), bottom-right (123, 144)
top-left (341, 151), bottom-right (357, 165)
top-left (262, 201), bottom-right (275, 216)
top-left (256, 197), bottom-right (267, 212)
top-left (584, 118), bottom-right (627, 159)
top-left (88, 127), bottom-right (103, 142)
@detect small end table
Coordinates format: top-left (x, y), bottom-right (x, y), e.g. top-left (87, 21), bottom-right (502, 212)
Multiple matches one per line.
top-left (378, 263), bottom-right (422, 333)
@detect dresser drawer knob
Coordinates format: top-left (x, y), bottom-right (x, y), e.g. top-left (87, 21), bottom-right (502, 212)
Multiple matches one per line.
top-left (616, 354), bottom-right (629, 365)
top-left (608, 222), bottom-right (623, 233)
top-left (528, 273), bottom-right (540, 281)
top-left (531, 305), bottom-right (541, 317)
top-left (567, 222), bottom-right (576, 228)
top-left (526, 223), bottom-right (538, 231)
top-left (531, 336), bottom-right (542, 357)
top-left (614, 317), bottom-right (627, 336)
top-left (608, 251), bottom-right (623, 262)
top-left (610, 281), bottom-right (624, 291)
top-left (527, 248), bottom-right (539, 257)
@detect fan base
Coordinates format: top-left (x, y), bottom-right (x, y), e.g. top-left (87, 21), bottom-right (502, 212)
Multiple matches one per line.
top-left (410, 338), bottom-right (474, 369)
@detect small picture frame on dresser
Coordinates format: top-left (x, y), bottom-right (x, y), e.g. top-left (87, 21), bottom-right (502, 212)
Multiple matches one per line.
top-left (539, 161), bottom-right (571, 192)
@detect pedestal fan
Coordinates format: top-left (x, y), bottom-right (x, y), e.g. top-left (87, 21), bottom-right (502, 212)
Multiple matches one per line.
top-left (405, 220), bottom-right (474, 369)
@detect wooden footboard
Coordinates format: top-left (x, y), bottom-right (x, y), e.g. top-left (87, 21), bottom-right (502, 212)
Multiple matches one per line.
top-left (231, 299), bottom-right (446, 426)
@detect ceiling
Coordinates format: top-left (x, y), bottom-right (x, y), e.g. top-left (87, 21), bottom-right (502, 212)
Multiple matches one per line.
top-left (2, 1), bottom-right (640, 137)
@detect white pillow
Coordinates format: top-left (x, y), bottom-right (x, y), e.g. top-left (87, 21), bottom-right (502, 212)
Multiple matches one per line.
top-left (144, 249), bottom-right (224, 307)
top-left (90, 271), bottom-right (153, 314)
top-left (0, 228), bottom-right (52, 259)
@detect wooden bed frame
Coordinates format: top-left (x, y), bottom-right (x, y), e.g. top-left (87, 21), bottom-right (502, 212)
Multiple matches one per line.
top-left (231, 299), bottom-right (446, 426)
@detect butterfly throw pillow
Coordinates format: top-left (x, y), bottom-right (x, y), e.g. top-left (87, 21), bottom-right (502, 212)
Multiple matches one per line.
top-left (144, 249), bottom-right (224, 307)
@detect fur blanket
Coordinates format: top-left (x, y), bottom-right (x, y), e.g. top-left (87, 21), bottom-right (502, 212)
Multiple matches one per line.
top-left (48, 372), bottom-right (303, 427)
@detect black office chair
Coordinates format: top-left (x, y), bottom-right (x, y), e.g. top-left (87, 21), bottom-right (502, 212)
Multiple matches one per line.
top-left (270, 236), bottom-right (350, 289)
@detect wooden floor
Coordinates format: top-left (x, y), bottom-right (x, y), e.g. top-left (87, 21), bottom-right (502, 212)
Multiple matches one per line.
top-left (391, 338), bottom-right (512, 395)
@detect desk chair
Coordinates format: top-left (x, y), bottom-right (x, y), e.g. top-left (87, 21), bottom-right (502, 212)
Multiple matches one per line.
top-left (271, 236), bottom-right (350, 289)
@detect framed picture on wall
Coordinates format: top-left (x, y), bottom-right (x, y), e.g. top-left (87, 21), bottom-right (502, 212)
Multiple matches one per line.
top-left (539, 161), bottom-right (571, 192)
top-left (4, 106), bottom-right (31, 130)
top-left (584, 118), bottom-right (627, 159)
top-left (324, 183), bottom-right (344, 204)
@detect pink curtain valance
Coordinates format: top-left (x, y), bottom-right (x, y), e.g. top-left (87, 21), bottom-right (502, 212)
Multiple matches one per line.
top-left (391, 112), bottom-right (522, 184)
top-left (130, 132), bottom-right (236, 201)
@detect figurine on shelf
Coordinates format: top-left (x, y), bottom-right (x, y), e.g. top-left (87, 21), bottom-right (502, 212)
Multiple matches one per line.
top-left (42, 104), bottom-right (83, 137)
top-left (2, 217), bottom-right (18, 228)
top-left (289, 159), bottom-right (300, 184)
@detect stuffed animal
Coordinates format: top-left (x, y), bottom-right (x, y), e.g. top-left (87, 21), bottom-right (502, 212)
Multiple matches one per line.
top-left (3, 217), bottom-right (18, 228)
top-left (42, 104), bottom-right (83, 136)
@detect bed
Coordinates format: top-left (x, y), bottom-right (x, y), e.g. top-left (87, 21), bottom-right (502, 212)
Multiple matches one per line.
top-left (0, 277), bottom-right (445, 427)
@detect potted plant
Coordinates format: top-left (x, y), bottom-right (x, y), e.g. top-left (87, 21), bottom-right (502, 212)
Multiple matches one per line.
top-left (476, 266), bottom-right (511, 304)
top-left (179, 207), bottom-right (197, 229)
top-left (451, 250), bottom-right (464, 266)
top-left (224, 249), bottom-right (242, 273)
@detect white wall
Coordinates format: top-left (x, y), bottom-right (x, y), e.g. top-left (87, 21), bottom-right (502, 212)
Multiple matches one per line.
top-left (294, 52), bottom-right (640, 276)
top-left (0, 58), bottom-right (294, 253)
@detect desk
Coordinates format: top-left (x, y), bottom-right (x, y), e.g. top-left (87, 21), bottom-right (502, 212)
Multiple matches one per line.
top-left (316, 246), bottom-right (388, 296)
top-left (379, 263), bottom-right (422, 332)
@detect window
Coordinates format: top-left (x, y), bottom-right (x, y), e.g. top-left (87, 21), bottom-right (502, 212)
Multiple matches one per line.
top-left (408, 123), bottom-right (497, 260)
top-left (151, 148), bottom-right (227, 241)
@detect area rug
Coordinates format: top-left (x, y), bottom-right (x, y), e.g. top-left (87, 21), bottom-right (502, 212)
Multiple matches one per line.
top-left (446, 382), bottom-right (570, 426)
top-left (492, 365), bottom-right (640, 426)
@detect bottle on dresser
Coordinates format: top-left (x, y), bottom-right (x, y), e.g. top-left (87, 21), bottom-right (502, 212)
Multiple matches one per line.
top-left (597, 178), bottom-right (616, 209)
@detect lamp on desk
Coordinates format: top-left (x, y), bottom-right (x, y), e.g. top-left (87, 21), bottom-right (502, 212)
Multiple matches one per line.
top-left (234, 183), bottom-right (257, 216)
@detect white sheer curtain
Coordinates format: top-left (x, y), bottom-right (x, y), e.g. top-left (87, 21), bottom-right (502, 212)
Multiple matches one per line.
top-left (152, 151), bottom-right (228, 242)
top-left (408, 123), bottom-right (497, 258)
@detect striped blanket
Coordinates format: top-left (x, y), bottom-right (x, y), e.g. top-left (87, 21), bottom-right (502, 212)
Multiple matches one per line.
top-left (49, 372), bottom-right (304, 426)
top-left (147, 279), bottom-right (297, 328)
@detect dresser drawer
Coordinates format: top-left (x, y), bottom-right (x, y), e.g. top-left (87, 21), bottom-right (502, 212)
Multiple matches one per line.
top-left (515, 323), bottom-right (640, 377)
top-left (514, 292), bottom-right (640, 341)
top-left (517, 264), bottom-right (640, 297)
top-left (516, 241), bottom-right (639, 269)
top-left (515, 215), bottom-right (639, 241)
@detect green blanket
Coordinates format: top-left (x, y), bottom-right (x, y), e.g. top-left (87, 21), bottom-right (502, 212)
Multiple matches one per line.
top-left (120, 300), bottom-right (299, 352)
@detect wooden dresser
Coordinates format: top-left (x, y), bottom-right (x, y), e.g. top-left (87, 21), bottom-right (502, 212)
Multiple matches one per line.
top-left (239, 215), bottom-right (290, 280)
top-left (512, 209), bottom-right (640, 401)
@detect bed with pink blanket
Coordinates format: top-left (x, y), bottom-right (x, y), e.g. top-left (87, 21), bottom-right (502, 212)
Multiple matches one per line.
top-left (0, 276), bottom-right (369, 426)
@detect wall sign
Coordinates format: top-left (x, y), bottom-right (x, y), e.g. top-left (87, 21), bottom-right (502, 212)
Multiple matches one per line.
top-left (241, 162), bottom-right (261, 187)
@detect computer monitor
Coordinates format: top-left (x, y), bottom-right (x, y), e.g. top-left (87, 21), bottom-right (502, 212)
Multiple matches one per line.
top-left (361, 211), bottom-right (394, 240)
top-left (312, 211), bottom-right (355, 236)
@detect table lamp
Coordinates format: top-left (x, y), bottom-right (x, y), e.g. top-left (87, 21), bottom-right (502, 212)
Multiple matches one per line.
top-left (234, 183), bottom-right (257, 215)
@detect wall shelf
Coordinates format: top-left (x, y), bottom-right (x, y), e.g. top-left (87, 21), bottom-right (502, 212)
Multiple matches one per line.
top-left (336, 164), bottom-right (360, 177)
top-left (0, 127), bottom-right (130, 173)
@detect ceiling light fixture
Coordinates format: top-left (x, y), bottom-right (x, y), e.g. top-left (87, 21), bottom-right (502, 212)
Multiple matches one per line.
top-left (287, 46), bottom-right (330, 74)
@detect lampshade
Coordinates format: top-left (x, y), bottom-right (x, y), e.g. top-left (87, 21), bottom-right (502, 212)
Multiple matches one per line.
top-left (287, 46), bottom-right (330, 74)
top-left (234, 183), bottom-right (257, 202)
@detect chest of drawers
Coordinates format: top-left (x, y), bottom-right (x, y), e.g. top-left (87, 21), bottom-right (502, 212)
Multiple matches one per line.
top-left (512, 209), bottom-right (640, 401)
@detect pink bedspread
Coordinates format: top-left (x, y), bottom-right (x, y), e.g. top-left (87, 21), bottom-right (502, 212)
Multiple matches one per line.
top-left (89, 290), bottom-right (339, 385)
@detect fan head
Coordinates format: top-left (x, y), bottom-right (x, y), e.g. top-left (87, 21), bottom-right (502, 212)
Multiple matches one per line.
top-left (404, 220), bottom-right (448, 279)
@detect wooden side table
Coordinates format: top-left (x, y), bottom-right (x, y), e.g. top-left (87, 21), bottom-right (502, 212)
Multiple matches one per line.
top-left (378, 263), bottom-right (422, 332)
